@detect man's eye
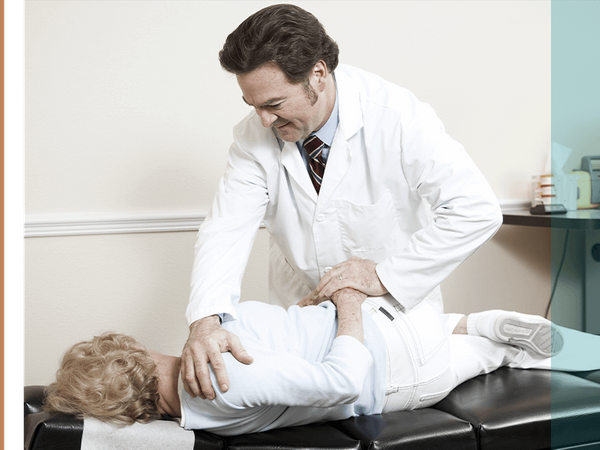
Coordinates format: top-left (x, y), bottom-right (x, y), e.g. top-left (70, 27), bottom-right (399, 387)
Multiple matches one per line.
top-left (269, 103), bottom-right (282, 109)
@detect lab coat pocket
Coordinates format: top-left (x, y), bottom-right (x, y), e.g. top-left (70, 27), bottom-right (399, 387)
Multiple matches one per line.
top-left (398, 300), bottom-right (447, 367)
top-left (335, 190), bottom-right (398, 260)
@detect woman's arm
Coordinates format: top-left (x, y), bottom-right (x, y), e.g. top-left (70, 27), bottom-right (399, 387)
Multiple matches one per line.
top-left (332, 288), bottom-right (366, 343)
top-left (189, 294), bottom-right (372, 410)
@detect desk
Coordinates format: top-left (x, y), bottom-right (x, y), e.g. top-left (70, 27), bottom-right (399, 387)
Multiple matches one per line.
top-left (503, 210), bottom-right (600, 230)
top-left (503, 209), bottom-right (600, 333)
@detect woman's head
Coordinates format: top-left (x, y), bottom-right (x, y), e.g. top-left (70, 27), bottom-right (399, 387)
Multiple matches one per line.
top-left (44, 332), bottom-right (161, 426)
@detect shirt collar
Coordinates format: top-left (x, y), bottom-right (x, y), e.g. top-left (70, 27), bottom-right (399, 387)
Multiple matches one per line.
top-left (295, 75), bottom-right (339, 149)
top-left (312, 81), bottom-right (339, 147)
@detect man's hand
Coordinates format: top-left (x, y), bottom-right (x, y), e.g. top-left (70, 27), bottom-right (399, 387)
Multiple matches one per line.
top-left (296, 288), bottom-right (323, 307)
top-left (181, 315), bottom-right (253, 400)
top-left (317, 256), bottom-right (388, 300)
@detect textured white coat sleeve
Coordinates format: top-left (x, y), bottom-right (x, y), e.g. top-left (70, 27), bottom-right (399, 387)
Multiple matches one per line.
top-left (376, 99), bottom-right (503, 310)
top-left (186, 140), bottom-right (269, 325)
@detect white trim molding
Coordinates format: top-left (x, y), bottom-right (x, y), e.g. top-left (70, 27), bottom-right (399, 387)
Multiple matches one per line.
top-left (24, 199), bottom-right (530, 238)
top-left (24, 211), bottom-right (209, 238)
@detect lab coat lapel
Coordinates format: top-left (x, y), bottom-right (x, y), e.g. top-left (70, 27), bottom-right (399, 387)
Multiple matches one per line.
top-left (317, 70), bottom-right (363, 207)
top-left (280, 70), bottom-right (364, 207)
top-left (280, 140), bottom-right (318, 202)
top-left (317, 132), bottom-right (351, 207)
top-left (334, 68), bottom-right (364, 142)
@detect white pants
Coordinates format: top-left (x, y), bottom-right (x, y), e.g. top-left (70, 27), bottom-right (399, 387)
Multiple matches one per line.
top-left (362, 296), bottom-right (552, 413)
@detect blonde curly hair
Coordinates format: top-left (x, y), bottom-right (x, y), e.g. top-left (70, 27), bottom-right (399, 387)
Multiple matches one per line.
top-left (44, 332), bottom-right (161, 426)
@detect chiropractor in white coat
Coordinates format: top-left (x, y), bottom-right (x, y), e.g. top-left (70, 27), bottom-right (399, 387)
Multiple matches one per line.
top-left (181, 4), bottom-right (503, 400)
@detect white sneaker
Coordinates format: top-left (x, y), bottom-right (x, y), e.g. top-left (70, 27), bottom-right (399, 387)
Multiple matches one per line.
top-left (493, 313), bottom-right (564, 358)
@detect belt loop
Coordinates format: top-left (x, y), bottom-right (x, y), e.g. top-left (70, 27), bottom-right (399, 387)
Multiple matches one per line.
top-left (364, 300), bottom-right (378, 317)
top-left (385, 385), bottom-right (400, 395)
top-left (367, 306), bottom-right (377, 317)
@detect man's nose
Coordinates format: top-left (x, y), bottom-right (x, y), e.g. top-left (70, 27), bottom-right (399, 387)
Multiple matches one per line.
top-left (257, 109), bottom-right (277, 128)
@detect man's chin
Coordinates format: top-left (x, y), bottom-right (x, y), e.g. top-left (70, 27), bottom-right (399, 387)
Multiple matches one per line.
top-left (272, 125), bottom-right (302, 142)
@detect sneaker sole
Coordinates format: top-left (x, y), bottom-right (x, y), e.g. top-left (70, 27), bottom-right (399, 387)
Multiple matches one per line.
top-left (496, 317), bottom-right (564, 357)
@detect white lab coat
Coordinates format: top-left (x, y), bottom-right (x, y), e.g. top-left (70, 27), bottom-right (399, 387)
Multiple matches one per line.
top-left (186, 64), bottom-right (502, 325)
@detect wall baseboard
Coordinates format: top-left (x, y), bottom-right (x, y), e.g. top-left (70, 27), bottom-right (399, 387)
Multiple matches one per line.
top-left (24, 199), bottom-right (531, 238)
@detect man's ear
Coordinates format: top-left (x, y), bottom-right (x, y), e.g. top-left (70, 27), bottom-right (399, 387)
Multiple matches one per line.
top-left (312, 60), bottom-right (329, 92)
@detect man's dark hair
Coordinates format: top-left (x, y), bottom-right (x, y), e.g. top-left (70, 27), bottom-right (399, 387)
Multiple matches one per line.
top-left (219, 4), bottom-right (339, 83)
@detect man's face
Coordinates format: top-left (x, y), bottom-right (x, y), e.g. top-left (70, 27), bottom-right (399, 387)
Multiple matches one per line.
top-left (237, 62), bottom-right (328, 142)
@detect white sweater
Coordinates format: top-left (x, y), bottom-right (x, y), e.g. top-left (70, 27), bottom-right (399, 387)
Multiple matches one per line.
top-left (179, 301), bottom-right (386, 435)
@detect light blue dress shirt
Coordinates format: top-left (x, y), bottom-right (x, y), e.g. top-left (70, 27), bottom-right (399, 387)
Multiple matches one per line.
top-left (296, 79), bottom-right (339, 168)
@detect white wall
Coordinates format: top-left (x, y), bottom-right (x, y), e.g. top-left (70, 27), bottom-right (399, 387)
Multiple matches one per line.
top-left (25, 0), bottom-right (550, 215)
top-left (25, 0), bottom-right (551, 385)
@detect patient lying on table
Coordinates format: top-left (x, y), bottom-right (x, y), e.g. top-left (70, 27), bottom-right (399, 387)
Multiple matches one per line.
top-left (44, 288), bottom-right (598, 436)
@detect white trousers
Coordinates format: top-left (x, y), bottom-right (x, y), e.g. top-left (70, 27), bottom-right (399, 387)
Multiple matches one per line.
top-left (362, 296), bottom-right (552, 413)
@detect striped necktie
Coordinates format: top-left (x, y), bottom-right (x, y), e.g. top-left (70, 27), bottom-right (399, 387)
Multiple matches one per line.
top-left (303, 135), bottom-right (326, 193)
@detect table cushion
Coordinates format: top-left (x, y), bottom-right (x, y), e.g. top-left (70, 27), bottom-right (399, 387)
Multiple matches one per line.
top-left (225, 422), bottom-right (361, 450)
top-left (25, 367), bottom-right (600, 450)
top-left (334, 408), bottom-right (477, 450)
top-left (434, 368), bottom-right (600, 450)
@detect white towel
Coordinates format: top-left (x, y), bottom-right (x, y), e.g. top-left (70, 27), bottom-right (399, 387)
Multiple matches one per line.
top-left (81, 417), bottom-right (195, 450)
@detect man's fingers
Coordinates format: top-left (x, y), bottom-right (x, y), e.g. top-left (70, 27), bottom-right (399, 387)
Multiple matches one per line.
top-left (193, 356), bottom-right (216, 400)
top-left (298, 289), bottom-right (326, 307)
top-left (317, 257), bottom-right (385, 298)
top-left (205, 330), bottom-right (254, 396)
top-left (319, 277), bottom-right (355, 299)
top-left (185, 340), bottom-right (218, 400)
top-left (318, 259), bottom-right (355, 291)
top-left (297, 293), bottom-right (311, 307)
top-left (181, 353), bottom-right (206, 399)
top-left (317, 264), bottom-right (345, 291)
top-left (297, 298), bottom-right (308, 307)
top-left (180, 359), bottom-right (195, 397)
top-left (205, 349), bottom-right (228, 396)
top-left (228, 334), bottom-right (254, 365)
top-left (181, 337), bottom-right (243, 399)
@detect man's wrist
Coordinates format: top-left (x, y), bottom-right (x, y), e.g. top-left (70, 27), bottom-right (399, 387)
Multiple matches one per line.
top-left (191, 314), bottom-right (221, 330)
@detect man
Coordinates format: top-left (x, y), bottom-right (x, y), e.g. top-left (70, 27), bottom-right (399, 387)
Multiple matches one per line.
top-left (182, 4), bottom-right (502, 400)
